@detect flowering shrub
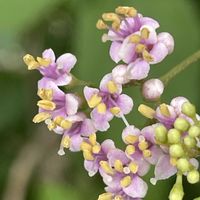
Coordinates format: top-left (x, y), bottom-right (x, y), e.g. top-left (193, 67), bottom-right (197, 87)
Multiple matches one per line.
top-left (23, 6), bottom-right (200, 200)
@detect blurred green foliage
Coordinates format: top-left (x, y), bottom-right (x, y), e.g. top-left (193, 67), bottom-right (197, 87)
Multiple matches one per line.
top-left (0, 0), bottom-right (200, 200)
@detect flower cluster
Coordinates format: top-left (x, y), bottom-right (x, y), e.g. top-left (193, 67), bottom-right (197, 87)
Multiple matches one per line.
top-left (23, 6), bottom-right (200, 200)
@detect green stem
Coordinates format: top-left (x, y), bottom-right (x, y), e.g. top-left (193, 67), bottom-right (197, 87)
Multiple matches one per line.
top-left (160, 50), bottom-right (200, 86)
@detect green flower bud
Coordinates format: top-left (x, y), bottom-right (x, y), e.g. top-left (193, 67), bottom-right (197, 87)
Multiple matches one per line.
top-left (187, 170), bottom-right (200, 184)
top-left (168, 129), bottom-right (181, 144)
top-left (155, 125), bottom-right (167, 143)
top-left (193, 197), bottom-right (200, 200)
top-left (176, 158), bottom-right (190, 173)
top-left (182, 102), bottom-right (196, 118)
top-left (169, 144), bottom-right (184, 158)
top-left (174, 118), bottom-right (190, 132)
top-left (184, 136), bottom-right (196, 148)
top-left (189, 126), bottom-right (200, 138)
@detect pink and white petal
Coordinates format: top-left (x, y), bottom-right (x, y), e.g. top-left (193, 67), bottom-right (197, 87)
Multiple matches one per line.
top-left (69, 134), bottom-right (83, 152)
top-left (149, 42), bottom-right (168, 64)
top-left (117, 94), bottom-right (134, 115)
top-left (154, 155), bottom-right (177, 181)
top-left (56, 53), bottom-right (77, 72)
top-left (158, 32), bottom-right (175, 54)
top-left (42, 48), bottom-right (56, 63)
top-left (123, 176), bottom-right (148, 198)
top-left (120, 17), bottom-right (136, 32)
top-left (110, 42), bottom-right (122, 63)
top-left (54, 74), bottom-right (72, 86)
top-left (140, 25), bottom-right (158, 44)
top-left (141, 125), bottom-right (156, 144)
top-left (140, 17), bottom-right (160, 29)
top-left (83, 86), bottom-right (99, 101)
top-left (146, 145), bottom-right (164, 165)
top-left (84, 160), bottom-right (99, 177)
top-left (127, 59), bottom-right (150, 80)
top-left (81, 119), bottom-right (96, 137)
top-left (101, 139), bottom-right (116, 154)
top-left (112, 64), bottom-right (129, 85)
top-left (122, 125), bottom-right (140, 144)
top-left (65, 93), bottom-right (79, 115)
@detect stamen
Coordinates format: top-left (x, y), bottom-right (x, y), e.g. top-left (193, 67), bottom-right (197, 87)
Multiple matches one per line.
top-left (23, 54), bottom-right (40, 70)
top-left (102, 13), bottom-right (120, 24)
top-left (129, 162), bottom-right (139, 174)
top-left (110, 107), bottom-right (121, 115)
top-left (125, 145), bottom-right (136, 155)
top-left (33, 112), bottom-right (51, 123)
top-left (114, 195), bottom-right (123, 200)
top-left (92, 144), bottom-right (101, 154)
top-left (114, 160), bottom-right (124, 172)
top-left (37, 89), bottom-right (53, 100)
top-left (36, 57), bottom-right (51, 67)
top-left (138, 141), bottom-right (149, 151)
top-left (96, 19), bottom-right (108, 30)
top-left (97, 103), bottom-right (107, 114)
top-left (37, 100), bottom-right (56, 111)
top-left (88, 94), bottom-right (102, 108)
top-left (54, 116), bottom-right (64, 125)
top-left (112, 21), bottom-right (120, 31)
top-left (83, 150), bottom-right (94, 161)
top-left (124, 135), bottom-right (138, 144)
top-left (81, 142), bottom-right (92, 151)
top-left (143, 149), bottom-right (152, 158)
top-left (60, 120), bottom-right (72, 130)
top-left (47, 120), bottom-right (56, 131)
top-left (123, 167), bottom-right (131, 174)
top-left (135, 44), bottom-right (146, 53)
top-left (138, 104), bottom-right (156, 119)
top-left (107, 81), bottom-right (118, 94)
top-left (129, 34), bottom-right (141, 44)
top-left (89, 133), bottom-right (97, 146)
top-left (170, 157), bottom-right (177, 166)
top-left (143, 50), bottom-right (154, 62)
top-left (115, 6), bottom-right (137, 17)
top-left (100, 161), bottom-right (114, 175)
top-left (159, 103), bottom-right (171, 117)
top-left (98, 193), bottom-right (113, 200)
top-left (120, 176), bottom-right (132, 188)
top-left (141, 28), bottom-right (150, 39)
top-left (61, 136), bottom-right (71, 148)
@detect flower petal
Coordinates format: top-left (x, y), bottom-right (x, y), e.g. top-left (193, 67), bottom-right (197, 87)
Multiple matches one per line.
top-left (69, 134), bottom-right (83, 152)
top-left (42, 48), bottom-right (56, 63)
top-left (65, 93), bottom-right (79, 115)
top-left (110, 42), bottom-right (122, 63)
top-left (83, 86), bottom-right (99, 101)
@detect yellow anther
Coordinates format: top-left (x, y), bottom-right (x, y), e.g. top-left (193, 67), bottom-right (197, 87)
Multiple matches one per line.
top-left (23, 54), bottom-right (40, 70)
top-left (102, 13), bottom-right (120, 23)
top-left (135, 44), bottom-right (146, 53)
top-left (60, 120), bottom-right (72, 130)
top-left (114, 195), bottom-right (123, 200)
top-left (138, 141), bottom-right (149, 151)
top-left (107, 81), bottom-right (118, 94)
top-left (98, 193), bottom-right (113, 200)
top-left (97, 103), bottom-right (107, 114)
top-left (37, 100), bottom-right (56, 111)
top-left (37, 89), bottom-right (53, 100)
top-left (138, 104), bottom-right (156, 119)
top-left (33, 112), bottom-right (51, 123)
top-left (142, 50), bottom-right (154, 62)
top-left (88, 94), bottom-right (102, 108)
top-left (160, 103), bottom-right (171, 117)
top-left (83, 150), bottom-right (94, 161)
top-left (96, 19), bottom-right (108, 30)
top-left (129, 162), bottom-right (139, 174)
top-left (92, 144), bottom-right (101, 154)
top-left (115, 6), bottom-right (137, 17)
top-left (127, 7), bottom-right (138, 17)
top-left (61, 136), bottom-right (71, 148)
top-left (100, 161), bottom-right (114, 175)
top-left (89, 133), bottom-right (97, 146)
top-left (47, 121), bottom-right (56, 131)
top-left (36, 57), bottom-right (51, 67)
top-left (120, 176), bottom-right (132, 188)
top-left (54, 116), bottom-right (65, 125)
top-left (110, 107), bottom-right (121, 115)
top-left (124, 135), bottom-right (138, 144)
top-left (170, 157), bottom-right (177, 166)
top-left (125, 145), bottom-right (136, 155)
top-left (112, 21), bottom-right (120, 31)
top-left (141, 28), bottom-right (150, 39)
top-left (81, 142), bottom-right (92, 151)
top-left (129, 34), bottom-right (141, 44)
top-left (143, 149), bottom-right (152, 158)
top-left (114, 160), bottom-right (124, 172)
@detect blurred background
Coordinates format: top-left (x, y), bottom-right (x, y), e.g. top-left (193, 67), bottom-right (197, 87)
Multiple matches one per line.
top-left (0, 0), bottom-right (200, 199)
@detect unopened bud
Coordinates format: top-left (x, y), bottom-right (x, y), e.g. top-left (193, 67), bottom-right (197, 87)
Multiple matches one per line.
top-left (176, 158), bottom-right (190, 173)
top-left (112, 65), bottom-right (129, 84)
top-left (142, 79), bottom-right (164, 101)
top-left (155, 125), bottom-right (167, 143)
top-left (174, 118), bottom-right (190, 132)
top-left (169, 144), bottom-right (184, 158)
top-left (184, 136), bottom-right (196, 148)
top-left (182, 102), bottom-right (196, 118)
top-left (168, 129), bottom-right (181, 144)
top-left (188, 126), bottom-right (200, 138)
top-left (187, 170), bottom-right (200, 184)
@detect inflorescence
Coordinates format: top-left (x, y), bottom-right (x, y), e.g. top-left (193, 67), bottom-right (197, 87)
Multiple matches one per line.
top-left (23, 6), bottom-right (200, 200)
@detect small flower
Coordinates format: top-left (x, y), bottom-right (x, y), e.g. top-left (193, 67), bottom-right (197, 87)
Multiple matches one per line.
top-left (23, 48), bottom-right (77, 86)
top-left (84, 74), bottom-right (133, 131)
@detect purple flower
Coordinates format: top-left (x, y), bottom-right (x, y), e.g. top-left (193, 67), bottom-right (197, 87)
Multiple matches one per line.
top-left (23, 48), bottom-right (77, 86)
top-left (84, 74), bottom-right (133, 131)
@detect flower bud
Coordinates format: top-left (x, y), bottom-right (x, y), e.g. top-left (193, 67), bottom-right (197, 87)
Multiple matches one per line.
top-left (158, 32), bottom-right (174, 54)
top-left (176, 158), bottom-right (190, 173)
top-left (182, 102), bottom-right (196, 118)
top-left (142, 79), bottom-right (164, 101)
top-left (184, 136), bottom-right (196, 148)
top-left (169, 144), bottom-right (184, 158)
top-left (112, 65), bottom-right (129, 84)
top-left (188, 126), bottom-right (200, 138)
top-left (168, 129), bottom-right (181, 144)
top-left (174, 118), bottom-right (190, 132)
top-left (187, 170), bottom-right (200, 184)
top-left (155, 125), bottom-right (167, 143)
